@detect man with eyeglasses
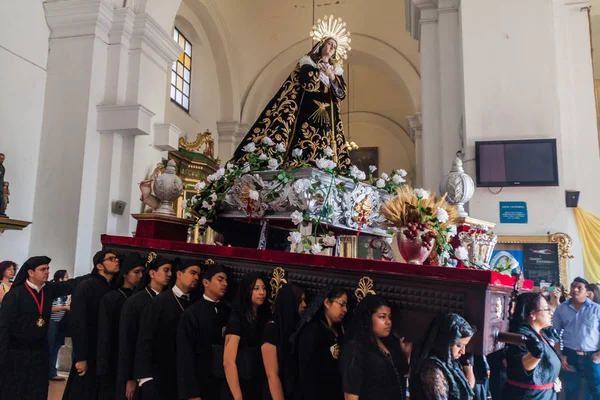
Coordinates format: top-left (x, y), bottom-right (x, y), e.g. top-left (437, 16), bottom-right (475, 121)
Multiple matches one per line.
top-left (553, 277), bottom-right (600, 399)
top-left (62, 250), bottom-right (121, 400)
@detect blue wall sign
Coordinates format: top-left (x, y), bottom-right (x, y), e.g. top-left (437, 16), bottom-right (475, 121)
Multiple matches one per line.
top-left (499, 201), bottom-right (528, 224)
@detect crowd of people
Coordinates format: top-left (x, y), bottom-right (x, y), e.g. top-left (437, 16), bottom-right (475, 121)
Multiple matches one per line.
top-left (0, 252), bottom-right (599, 400)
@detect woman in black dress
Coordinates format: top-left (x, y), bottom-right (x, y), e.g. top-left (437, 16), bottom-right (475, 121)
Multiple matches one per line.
top-left (410, 313), bottom-right (476, 400)
top-left (504, 292), bottom-right (561, 400)
top-left (340, 295), bottom-right (409, 400)
top-left (262, 284), bottom-right (306, 400)
top-left (223, 272), bottom-right (270, 400)
top-left (291, 286), bottom-right (349, 400)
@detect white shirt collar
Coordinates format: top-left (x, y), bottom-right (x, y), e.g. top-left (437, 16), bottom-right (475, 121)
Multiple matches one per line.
top-left (149, 287), bottom-right (159, 295)
top-left (26, 280), bottom-right (45, 293)
top-left (203, 294), bottom-right (220, 303)
top-left (172, 285), bottom-right (187, 299)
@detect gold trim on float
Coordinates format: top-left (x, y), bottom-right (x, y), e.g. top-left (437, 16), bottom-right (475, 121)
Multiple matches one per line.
top-left (355, 276), bottom-right (376, 303)
top-left (146, 252), bottom-right (157, 267)
top-left (269, 267), bottom-right (288, 309)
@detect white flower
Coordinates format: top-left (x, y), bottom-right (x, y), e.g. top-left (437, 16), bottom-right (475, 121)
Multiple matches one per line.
top-left (249, 190), bottom-right (259, 201)
top-left (195, 181), bottom-right (206, 191)
top-left (290, 210), bottom-right (304, 225)
top-left (294, 178), bottom-right (312, 194)
top-left (261, 137), bottom-right (274, 146)
top-left (276, 143), bottom-right (286, 153)
top-left (322, 235), bottom-right (336, 247)
top-left (226, 162), bottom-right (236, 171)
top-left (268, 158), bottom-right (279, 171)
top-left (385, 236), bottom-right (393, 244)
top-left (446, 224), bottom-right (457, 237)
top-left (316, 158), bottom-right (336, 170)
top-left (242, 164), bottom-right (251, 173)
top-left (180, 199), bottom-right (188, 209)
top-left (454, 246), bottom-right (469, 261)
top-left (375, 179), bottom-right (385, 188)
top-left (259, 153), bottom-right (268, 160)
top-left (323, 147), bottom-right (333, 157)
top-left (311, 243), bottom-right (323, 254)
top-left (184, 212), bottom-right (193, 219)
top-left (436, 207), bottom-right (449, 224)
top-left (441, 251), bottom-right (450, 262)
top-left (202, 200), bottom-right (213, 210)
top-left (288, 231), bottom-right (302, 244)
top-left (210, 193), bottom-right (218, 202)
top-left (292, 148), bottom-right (303, 158)
top-left (414, 188), bottom-right (429, 199)
top-left (369, 165), bottom-right (377, 173)
top-left (381, 173), bottom-right (389, 181)
top-left (447, 258), bottom-right (458, 268)
top-left (191, 196), bottom-right (199, 206)
top-left (198, 216), bottom-right (207, 226)
top-left (242, 142), bottom-right (256, 152)
top-left (392, 175), bottom-right (406, 184)
top-left (350, 166), bottom-right (366, 181)
top-left (396, 169), bottom-right (408, 177)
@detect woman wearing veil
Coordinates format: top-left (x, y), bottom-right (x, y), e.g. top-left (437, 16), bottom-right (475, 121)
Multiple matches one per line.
top-left (230, 16), bottom-right (353, 173)
top-left (409, 313), bottom-right (476, 400)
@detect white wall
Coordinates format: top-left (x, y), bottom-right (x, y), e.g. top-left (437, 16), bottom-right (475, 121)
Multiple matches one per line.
top-left (460, 0), bottom-right (599, 281)
top-left (0, 0), bottom-right (49, 265)
top-left (164, 4), bottom-right (221, 146)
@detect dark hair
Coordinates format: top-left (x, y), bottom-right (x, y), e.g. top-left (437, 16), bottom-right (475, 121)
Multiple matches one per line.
top-left (550, 281), bottom-right (567, 302)
top-left (0, 153), bottom-right (4, 156)
top-left (92, 249), bottom-right (115, 274)
top-left (0, 261), bottom-right (17, 279)
top-left (345, 294), bottom-right (390, 349)
top-left (411, 313), bottom-right (475, 374)
top-left (509, 292), bottom-right (543, 332)
top-left (573, 277), bottom-right (589, 286)
top-left (587, 283), bottom-right (600, 304)
top-left (234, 272), bottom-right (271, 325)
top-left (53, 270), bottom-right (68, 282)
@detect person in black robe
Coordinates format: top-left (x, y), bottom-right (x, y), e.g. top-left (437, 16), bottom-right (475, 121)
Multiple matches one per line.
top-left (262, 283), bottom-right (306, 400)
top-left (62, 250), bottom-right (121, 400)
top-left (117, 255), bottom-right (172, 400)
top-left (222, 272), bottom-right (271, 400)
top-left (134, 260), bottom-right (201, 400)
top-left (409, 313), bottom-right (476, 400)
top-left (340, 295), bottom-right (409, 400)
top-left (0, 256), bottom-right (87, 400)
top-left (96, 253), bottom-right (146, 400)
top-left (291, 286), bottom-right (349, 400)
top-left (504, 292), bottom-right (562, 400)
top-left (177, 264), bottom-right (230, 400)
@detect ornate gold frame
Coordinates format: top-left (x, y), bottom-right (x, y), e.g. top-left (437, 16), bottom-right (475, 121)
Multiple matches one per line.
top-left (497, 232), bottom-right (573, 288)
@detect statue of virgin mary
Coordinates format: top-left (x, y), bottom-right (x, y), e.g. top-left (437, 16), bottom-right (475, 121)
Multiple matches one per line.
top-left (230, 16), bottom-right (353, 173)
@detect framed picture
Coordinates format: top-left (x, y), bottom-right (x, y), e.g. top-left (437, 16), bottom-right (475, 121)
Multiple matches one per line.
top-left (349, 147), bottom-right (379, 177)
top-left (492, 233), bottom-right (573, 288)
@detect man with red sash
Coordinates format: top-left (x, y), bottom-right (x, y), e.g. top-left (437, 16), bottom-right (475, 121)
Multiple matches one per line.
top-left (0, 256), bottom-right (87, 400)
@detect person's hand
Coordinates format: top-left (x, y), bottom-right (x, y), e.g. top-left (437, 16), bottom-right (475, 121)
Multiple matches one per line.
top-left (75, 360), bottom-right (88, 376)
top-left (459, 352), bottom-right (474, 368)
top-left (592, 351), bottom-right (600, 364)
top-left (399, 337), bottom-right (412, 359)
top-left (125, 380), bottom-right (138, 400)
top-left (525, 336), bottom-right (544, 359)
top-left (560, 355), bottom-right (575, 371)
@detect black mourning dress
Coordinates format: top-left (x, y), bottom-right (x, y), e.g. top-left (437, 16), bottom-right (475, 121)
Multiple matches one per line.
top-left (62, 274), bottom-right (113, 400)
top-left (230, 56), bottom-right (352, 172)
top-left (116, 287), bottom-right (156, 399)
top-left (340, 338), bottom-right (409, 400)
top-left (504, 325), bottom-right (561, 400)
top-left (0, 278), bottom-right (84, 400)
top-left (96, 287), bottom-right (133, 400)
top-left (134, 289), bottom-right (192, 400)
top-left (221, 310), bottom-right (267, 400)
top-left (178, 297), bottom-right (231, 400)
top-left (294, 318), bottom-right (344, 400)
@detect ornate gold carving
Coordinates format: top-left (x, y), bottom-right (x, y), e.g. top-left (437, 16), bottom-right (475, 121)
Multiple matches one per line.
top-left (269, 267), bottom-right (288, 308)
top-left (146, 251), bottom-right (157, 267)
top-left (204, 258), bottom-right (215, 265)
top-left (355, 276), bottom-right (376, 303)
top-left (178, 130), bottom-right (215, 159)
top-left (547, 232), bottom-right (574, 261)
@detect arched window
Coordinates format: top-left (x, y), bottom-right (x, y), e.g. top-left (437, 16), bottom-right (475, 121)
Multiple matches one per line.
top-left (171, 28), bottom-right (192, 112)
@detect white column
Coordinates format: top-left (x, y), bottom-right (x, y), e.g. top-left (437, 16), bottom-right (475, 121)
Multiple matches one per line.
top-left (217, 121), bottom-right (250, 163)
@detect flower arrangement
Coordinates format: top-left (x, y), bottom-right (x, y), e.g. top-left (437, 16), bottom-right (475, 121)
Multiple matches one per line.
top-left (380, 186), bottom-right (458, 265)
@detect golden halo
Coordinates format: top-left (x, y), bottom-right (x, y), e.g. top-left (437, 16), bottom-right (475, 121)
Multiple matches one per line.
top-left (309, 15), bottom-right (352, 60)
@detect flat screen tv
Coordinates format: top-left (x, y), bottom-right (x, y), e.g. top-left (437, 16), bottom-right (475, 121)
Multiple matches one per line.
top-left (475, 139), bottom-right (559, 187)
